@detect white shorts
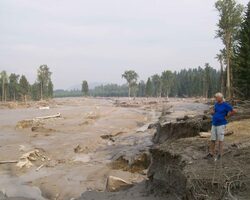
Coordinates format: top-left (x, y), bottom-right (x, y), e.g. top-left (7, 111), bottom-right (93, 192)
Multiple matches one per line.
top-left (211, 125), bottom-right (226, 142)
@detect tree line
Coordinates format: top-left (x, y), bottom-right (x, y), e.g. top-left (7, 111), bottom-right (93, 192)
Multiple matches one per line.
top-left (0, 65), bottom-right (53, 102)
top-left (54, 64), bottom-right (219, 98)
top-left (121, 64), bottom-right (220, 98)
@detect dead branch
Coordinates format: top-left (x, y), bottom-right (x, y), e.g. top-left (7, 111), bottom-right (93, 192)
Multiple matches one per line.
top-left (0, 160), bottom-right (18, 164)
top-left (35, 112), bottom-right (61, 120)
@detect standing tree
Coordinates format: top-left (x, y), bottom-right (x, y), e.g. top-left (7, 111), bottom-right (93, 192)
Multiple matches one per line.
top-left (9, 73), bottom-right (20, 101)
top-left (216, 50), bottom-right (225, 93)
top-left (151, 74), bottom-right (162, 97)
top-left (19, 75), bottom-right (29, 102)
top-left (234, 2), bottom-right (250, 98)
top-left (37, 65), bottom-right (52, 100)
top-left (138, 80), bottom-right (146, 97)
top-left (161, 70), bottom-right (174, 98)
top-left (204, 63), bottom-right (212, 98)
top-left (122, 70), bottom-right (139, 97)
top-left (145, 78), bottom-right (153, 97)
top-left (31, 82), bottom-right (40, 101)
top-left (0, 71), bottom-right (9, 102)
top-left (215, 0), bottom-right (244, 98)
top-left (48, 80), bottom-right (54, 98)
top-left (81, 80), bottom-right (89, 96)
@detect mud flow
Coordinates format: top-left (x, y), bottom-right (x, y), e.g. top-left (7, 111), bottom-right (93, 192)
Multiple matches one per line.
top-left (0, 98), bottom-right (212, 200)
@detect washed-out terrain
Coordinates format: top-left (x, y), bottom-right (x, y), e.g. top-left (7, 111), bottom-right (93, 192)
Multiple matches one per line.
top-left (1, 97), bottom-right (250, 200)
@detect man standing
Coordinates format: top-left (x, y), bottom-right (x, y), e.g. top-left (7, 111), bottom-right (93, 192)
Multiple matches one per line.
top-left (204, 93), bottom-right (236, 160)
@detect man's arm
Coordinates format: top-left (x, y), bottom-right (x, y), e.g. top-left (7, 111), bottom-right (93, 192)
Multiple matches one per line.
top-left (210, 106), bottom-right (215, 115)
top-left (228, 109), bottom-right (236, 117)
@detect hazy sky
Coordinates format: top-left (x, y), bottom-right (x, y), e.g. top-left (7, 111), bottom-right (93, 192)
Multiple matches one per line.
top-left (0, 0), bottom-right (249, 89)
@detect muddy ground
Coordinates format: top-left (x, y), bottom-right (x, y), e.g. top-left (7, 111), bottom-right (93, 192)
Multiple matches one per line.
top-left (0, 97), bottom-right (208, 200)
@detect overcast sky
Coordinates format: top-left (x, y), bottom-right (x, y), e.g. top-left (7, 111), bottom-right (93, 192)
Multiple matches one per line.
top-left (0, 0), bottom-right (249, 89)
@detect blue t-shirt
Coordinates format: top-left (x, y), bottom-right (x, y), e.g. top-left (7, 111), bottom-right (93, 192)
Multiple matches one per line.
top-left (212, 102), bottom-right (233, 126)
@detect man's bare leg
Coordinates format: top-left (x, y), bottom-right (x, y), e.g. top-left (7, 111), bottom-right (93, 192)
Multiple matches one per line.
top-left (218, 141), bottom-right (223, 156)
top-left (210, 140), bottom-right (216, 155)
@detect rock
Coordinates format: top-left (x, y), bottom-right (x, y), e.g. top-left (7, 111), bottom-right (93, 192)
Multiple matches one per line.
top-left (105, 176), bottom-right (133, 192)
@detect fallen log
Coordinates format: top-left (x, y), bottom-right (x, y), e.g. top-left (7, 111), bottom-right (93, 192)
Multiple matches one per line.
top-left (199, 132), bottom-right (211, 138)
top-left (35, 113), bottom-right (61, 120)
top-left (199, 130), bottom-right (234, 138)
top-left (0, 160), bottom-right (18, 164)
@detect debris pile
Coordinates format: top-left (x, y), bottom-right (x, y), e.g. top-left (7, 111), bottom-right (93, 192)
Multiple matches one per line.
top-left (16, 149), bottom-right (47, 169)
top-left (16, 119), bottom-right (34, 129)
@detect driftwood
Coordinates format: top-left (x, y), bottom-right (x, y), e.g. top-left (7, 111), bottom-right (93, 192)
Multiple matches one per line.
top-left (199, 132), bottom-right (211, 138)
top-left (0, 160), bottom-right (18, 164)
top-left (199, 131), bottom-right (234, 138)
top-left (36, 164), bottom-right (45, 171)
top-left (35, 113), bottom-right (61, 120)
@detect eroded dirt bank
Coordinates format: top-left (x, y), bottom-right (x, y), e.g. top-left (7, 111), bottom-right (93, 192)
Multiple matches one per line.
top-left (0, 98), bottom-right (208, 200)
top-left (147, 103), bottom-right (250, 200)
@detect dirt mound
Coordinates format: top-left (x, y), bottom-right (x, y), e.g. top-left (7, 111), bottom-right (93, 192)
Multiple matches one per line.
top-left (147, 118), bottom-right (250, 199)
top-left (153, 115), bottom-right (211, 144)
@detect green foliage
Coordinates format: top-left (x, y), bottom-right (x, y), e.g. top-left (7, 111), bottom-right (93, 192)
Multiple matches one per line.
top-left (122, 70), bottom-right (139, 97)
top-left (151, 74), bottom-right (162, 97)
top-left (0, 71), bottom-right (9, 101)
top-left (31, 82), bottom-right (40, 101)
top-left (145, 78), bottom-right (153, 97)
top-left (161, 70), bottom-right (174, 98)
top-left (48, 80), bottom-right (54, 98)
top-left (54, 89), bottom-right (82, 98)
top-left (9, 73), bottom-right (20, 101)
top-left (37, 65), bottom-right (52, 100)
top-left (90, 84), bottom-right (128, 97)
top-left (19, 75), bottom-right (30, 102)
top-left (0, 66), bottom-right (54, 101)
top-left (233, 2), bottom-right (250, 98)
top-left (137, 81), bottom-right (146, 97)
top-left (81, 80), bottom-right (89, 96)
top-left (215, 0), bottom-right (244, 98)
